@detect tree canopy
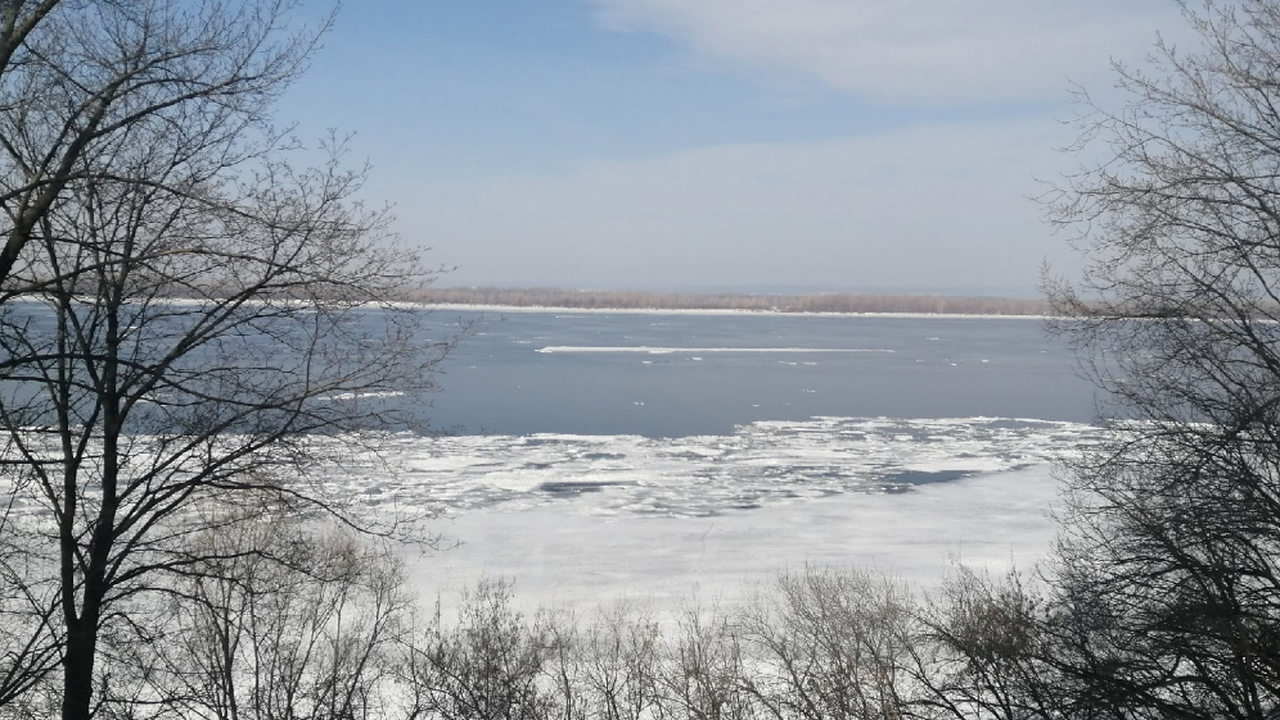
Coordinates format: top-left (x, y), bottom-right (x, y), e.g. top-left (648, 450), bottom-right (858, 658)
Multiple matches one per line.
top-left (0, 2), bottom-right (452, 717)
top-left (1039, 0), bottom-right (1280, 715)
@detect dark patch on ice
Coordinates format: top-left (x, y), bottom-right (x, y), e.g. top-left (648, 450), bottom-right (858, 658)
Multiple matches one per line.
top-left (668, 450), bottom-right (721, 461)
top-left (537, 480), bottom-right (630, 495)
top-left (875, 470), bottom-right (974, 494)
top-left (580, 452), bottom-right (626, 461)
top-left (986, 419), bottom-right (1056, 430)
top-left (884, 469), bottom-right (971, 485)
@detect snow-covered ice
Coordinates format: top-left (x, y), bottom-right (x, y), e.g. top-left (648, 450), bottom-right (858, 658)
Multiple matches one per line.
top-left (369, 416), bottom-right (1101, 610)
top-left (408, 463), bottom-right (1063, 611)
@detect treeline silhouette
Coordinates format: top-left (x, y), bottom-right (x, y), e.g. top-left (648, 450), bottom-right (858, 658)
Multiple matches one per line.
top-left (416, 286), bottom-right (1053, 315)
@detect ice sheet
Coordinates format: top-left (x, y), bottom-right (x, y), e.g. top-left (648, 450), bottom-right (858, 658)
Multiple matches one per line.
top-left (406, 464), bottom-right (1064, 612)
top-left (349, 417), bottom-right (1101, 520)
top-left (382, 416), bottom-right (1098, 610)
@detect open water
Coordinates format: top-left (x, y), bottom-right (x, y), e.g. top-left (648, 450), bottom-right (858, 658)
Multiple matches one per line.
top-left (428, 309), bottom-right (1099, 437)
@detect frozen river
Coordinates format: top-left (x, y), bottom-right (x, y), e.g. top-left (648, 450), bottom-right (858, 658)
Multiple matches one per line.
top-left (392, 309), bottom-right (1102, 608)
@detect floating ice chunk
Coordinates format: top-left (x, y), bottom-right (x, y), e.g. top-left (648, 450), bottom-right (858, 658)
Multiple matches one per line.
top-left (535, 346), bottom-right (895, 354)
top-left (325, 390), bottom-right (406, 401)
top-left (1, 417), bottom-right (1102, 532)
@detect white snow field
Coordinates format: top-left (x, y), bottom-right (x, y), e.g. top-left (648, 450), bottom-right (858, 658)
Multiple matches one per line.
top-left (373, 416), bottom-right (1101, 610)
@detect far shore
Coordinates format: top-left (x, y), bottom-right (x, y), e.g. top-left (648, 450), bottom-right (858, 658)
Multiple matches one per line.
top-left (416, 287), bottom-right (1054, 318)
top-left (429, 302), bottom-right (1053, 320)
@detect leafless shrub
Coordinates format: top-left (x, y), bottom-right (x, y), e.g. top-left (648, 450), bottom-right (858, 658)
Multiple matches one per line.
top-left (656, 599), bottom-right (757, 720)
top-left (575, 602), bottom-right (664, 720)
top-left (402, 578), bottom-right (554, 720)
top-left (81, 517), bottom-right (415, 720)
top-left (734, 567), bottom-right (914, 720)
top-left (909, 566), bottom-right (1062, 720)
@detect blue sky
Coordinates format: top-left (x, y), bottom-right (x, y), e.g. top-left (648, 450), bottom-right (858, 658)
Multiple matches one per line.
top-left (280, 1), bottom-right (1186, 295)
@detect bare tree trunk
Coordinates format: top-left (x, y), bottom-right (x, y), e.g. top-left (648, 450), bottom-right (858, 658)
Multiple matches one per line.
top-left (61, 619), bottom-right (96, 720)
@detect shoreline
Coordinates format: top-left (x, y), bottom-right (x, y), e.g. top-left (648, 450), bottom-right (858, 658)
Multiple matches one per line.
top-left (428, 302), bottom-right (1053, 320)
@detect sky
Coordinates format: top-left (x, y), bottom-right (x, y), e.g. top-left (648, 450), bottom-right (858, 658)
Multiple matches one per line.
top-left (280, 1), bottom-right (1189, 296)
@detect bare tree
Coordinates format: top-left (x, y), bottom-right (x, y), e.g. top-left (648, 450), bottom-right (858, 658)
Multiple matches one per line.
top-left (139, 517), bottom-right (416, 720)
top-left (402, 579), bottom-right (553, 720)
top-left (524, 600), bottom-right (666, 720)
top-left (1042, 0), bottom-right (1280, 716)
top-left (908, 567), bottom-right (1069, 720)
top-left (0, 0), bottom-right (329, 289)
top-left (0, 2), bottom-right (454, 718)
top-left (574, 603), bottom-right (663, 720)
top-left (735, 567), bottom-right (913, 720)
top-left (657, 600), bottom-right (758, 720)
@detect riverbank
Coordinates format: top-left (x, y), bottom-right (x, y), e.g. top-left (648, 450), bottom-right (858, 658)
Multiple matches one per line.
top-left (416, 287), bottom-right (1052, 316)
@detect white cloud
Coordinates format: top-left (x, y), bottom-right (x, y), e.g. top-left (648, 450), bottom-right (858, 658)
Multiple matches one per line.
top-left (585, 0), bottom-right (1184, 105)
top-left (406, 115), bottom-right (1085, 292)
top-left (380, 3), bottom-right (1203, 292)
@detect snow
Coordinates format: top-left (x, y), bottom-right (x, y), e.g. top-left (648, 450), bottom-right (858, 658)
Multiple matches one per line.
top-left (0, 413), bottom-right (1093, 614)
top-left (382, 416), bottom-right (1097, 611)
top-left (406, 464), bottom-right (1063, 612)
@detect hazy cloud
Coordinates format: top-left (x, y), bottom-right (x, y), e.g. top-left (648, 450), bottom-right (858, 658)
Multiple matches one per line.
top-left (411, 116), bottom-right (1080, 292)
top-left (585, 0), bottom-right (1183, 105)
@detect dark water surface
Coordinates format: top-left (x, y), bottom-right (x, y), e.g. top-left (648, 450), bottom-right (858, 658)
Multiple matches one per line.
top-left (428, 310), bottom-right (1098, 437)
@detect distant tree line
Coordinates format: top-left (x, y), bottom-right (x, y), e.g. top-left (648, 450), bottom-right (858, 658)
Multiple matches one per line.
top-left (415, 286), bottom-right (1055, 316)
